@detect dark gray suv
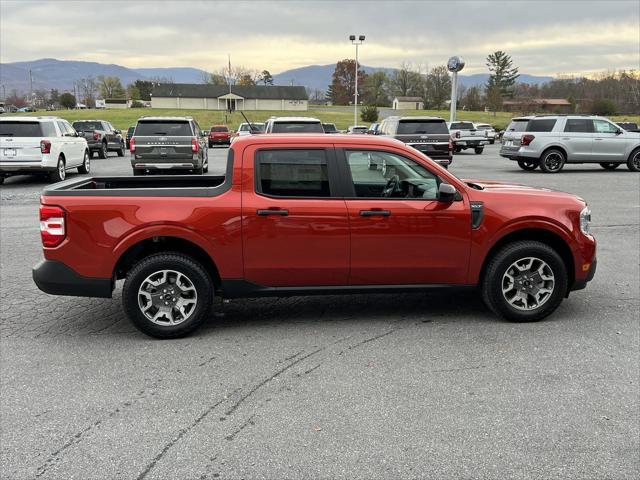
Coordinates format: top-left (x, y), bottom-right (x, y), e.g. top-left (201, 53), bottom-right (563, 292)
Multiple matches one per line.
top-left (130, 117), bottom-right (209, 175)
top-left (378, 116), bottom-right (452, 167)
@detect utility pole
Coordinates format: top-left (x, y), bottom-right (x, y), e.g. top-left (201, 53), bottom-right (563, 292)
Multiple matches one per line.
top-left (29, 69), bottom-right (33, 107)
top-left (349, 34), bottom-right (365, 127)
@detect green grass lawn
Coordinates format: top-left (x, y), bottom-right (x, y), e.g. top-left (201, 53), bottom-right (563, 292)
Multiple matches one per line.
top-left (10, 107), bottom-right (639, 132)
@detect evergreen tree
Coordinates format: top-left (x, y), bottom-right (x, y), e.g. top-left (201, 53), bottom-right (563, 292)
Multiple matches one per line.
top-left (486, 51), bottom-right (520, 98)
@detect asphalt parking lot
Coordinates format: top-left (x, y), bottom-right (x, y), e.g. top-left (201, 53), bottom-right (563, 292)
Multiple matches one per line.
top-left (1, 144), bottom-right (638, 479)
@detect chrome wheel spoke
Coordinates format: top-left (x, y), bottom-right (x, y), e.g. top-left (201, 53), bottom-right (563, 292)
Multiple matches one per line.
top-left (137, 269), bottom-right (198, 326)
top-left (501, 256), bottom-right (555, 311)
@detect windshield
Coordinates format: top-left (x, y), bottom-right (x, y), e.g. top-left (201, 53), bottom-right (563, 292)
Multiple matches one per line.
top-left (397, 120), bottom-right (448, 135)
top-left (73, 121), bottom-right (102, 131)
top-left (135, 121), bottom-right (192, 136)
top-left (0, 121), bottom-right (43, 137)
top-left (271, 122), bottom-right (324, 133)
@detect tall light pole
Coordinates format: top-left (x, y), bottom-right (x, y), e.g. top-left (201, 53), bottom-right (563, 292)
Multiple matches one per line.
top-left (349, 34), bottom-right (365, 126)
top-left (447, 56), bottom-right (465, 122)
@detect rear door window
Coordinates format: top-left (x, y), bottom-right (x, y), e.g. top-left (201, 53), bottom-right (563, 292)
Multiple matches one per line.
top-left (135, 121), bottom-right (192, 136)
top-left (397, 120), bottom-right (448, 134)
top-left (256, 149), bottom-right (331, 197)
top-left (564, 119), bottom-right (594, 133)
top-left (526, 119), bottom-right (557, 132)
top-left (0, 121), bottom-right (43, 137)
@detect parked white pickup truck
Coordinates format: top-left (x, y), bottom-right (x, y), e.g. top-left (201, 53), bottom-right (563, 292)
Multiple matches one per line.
top-left (447, 121), bottom-right (489, 154)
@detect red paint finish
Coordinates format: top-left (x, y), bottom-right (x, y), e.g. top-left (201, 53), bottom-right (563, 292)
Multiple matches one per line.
top-left (38, 134), bottom-right (597, 293)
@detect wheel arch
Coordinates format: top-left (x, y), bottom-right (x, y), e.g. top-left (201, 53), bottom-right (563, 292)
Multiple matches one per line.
top-left (540, 144), bottom-right (567, 161)
top-left (479, 227), bottom-right (575, 292)
top-left (114, 235), bottom-right (221, 288)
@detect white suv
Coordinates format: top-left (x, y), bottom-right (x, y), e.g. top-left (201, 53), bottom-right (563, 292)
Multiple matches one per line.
top-left (263, 117), bottom-right (324, 133)
top-left (0, 116), bottom-right (90, 183)
top-left (506, 115), bottom-right (640, 173)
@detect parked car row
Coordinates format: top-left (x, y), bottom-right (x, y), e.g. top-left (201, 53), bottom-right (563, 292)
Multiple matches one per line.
top-left (499, 114), bottom-right (640, 172)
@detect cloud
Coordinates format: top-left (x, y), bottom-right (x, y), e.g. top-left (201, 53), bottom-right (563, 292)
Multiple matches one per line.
top-left (1, 0), bottom-right (638, 75)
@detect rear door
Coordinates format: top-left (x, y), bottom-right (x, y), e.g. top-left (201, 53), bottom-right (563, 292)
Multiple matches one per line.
top-left (592, 119), bottom-right (627, 161)
top-left (0, 120), bottom-right (45, 162)
top-left (242, 145), bottom-right (350, 286)
top-left (339, 147), bottom-right (471, 285)
top-left (134, 120), bottom-right (194, 162)
top-left (562, 118), bottom-right (593, 161)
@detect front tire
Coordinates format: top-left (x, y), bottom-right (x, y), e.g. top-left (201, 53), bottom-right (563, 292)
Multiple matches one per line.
top-left (77, 150), bottom-right (90, 174)
top-left (474, 147), bottom-right (484, 154)
top-left (482, 241), bottom-right (568, 322)
top-left (98, 142), bottom-right (107, 159)
top-left (627, 148), bottom-right (640, 172)
top-left (517, 159), bottom-right (538, 171)
top-left (123, 253), bottom-right (213, 338)
top-left (539, 149), bottom-right (566, 173)
top-left (49, 156), bottom-right (66, 182)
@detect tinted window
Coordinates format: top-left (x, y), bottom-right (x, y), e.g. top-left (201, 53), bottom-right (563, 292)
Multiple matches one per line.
top-left (526, 119), bottom-right (557, 132)
top-left (593, 119), bottom-right (618, 134)
top-left (449, 122), bottom-right (474, 130)
top-left (210, 126), bottom-right (229, 132)
top-left (271, 122), bottom-right (324, 133)
top-left (135, 121), bottom-right (192, 136)
top-left (507, 120), bottom-right (530, 132)
top-left (127, 126), bottom-right (135, 134)
top-left (564, 119), bottom-right (593, 133)
top-left (0, 121), bottom-right (44, 137)
top-left (257, 149), bottom-right (330, 197)
top-left (73, 121), bottom-right (103, 131)
top-left (397, 120), bottom-right (448, 134)
top-left (346, 150), bottom-right (439, 200)
top-left (323, 124), bottom-right (337, 133)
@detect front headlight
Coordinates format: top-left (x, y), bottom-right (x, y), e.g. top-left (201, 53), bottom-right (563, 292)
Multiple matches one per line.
top-left (580, 206), bottom-right (591, 235)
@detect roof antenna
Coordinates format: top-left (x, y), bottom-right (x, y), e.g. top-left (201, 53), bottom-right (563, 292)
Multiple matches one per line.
top-left (240, 111), bottom-right (259, 133)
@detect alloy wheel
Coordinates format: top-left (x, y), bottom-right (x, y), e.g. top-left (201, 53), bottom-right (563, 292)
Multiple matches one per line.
top-left (501, 257), bottom-right (555, 311)
top-left (137, 269), bottom-right (198, 325)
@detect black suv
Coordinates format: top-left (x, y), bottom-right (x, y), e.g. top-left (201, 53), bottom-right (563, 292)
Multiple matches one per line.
top-left (377, 116), bottom-right (452, 167)
top-left (130, 117), bottom-right (209, 175)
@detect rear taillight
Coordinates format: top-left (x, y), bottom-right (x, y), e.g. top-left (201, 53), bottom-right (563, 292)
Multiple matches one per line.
top-left (130, 138), bottom-right (135, 153)
top-left (93, 131), bottom-right (100, 141)
top-left (40, 140), bottom-right (51, 154)
top-left (521, 134), bottom-right (535, 146)
top-left (448, 139), bottom-right (453, 151)
top-left (40, 205), bottom-right (66, 247)
top-left (455, 131), bottom-right (460, 139)
top-left (192, 138), bottom-right (199, 153)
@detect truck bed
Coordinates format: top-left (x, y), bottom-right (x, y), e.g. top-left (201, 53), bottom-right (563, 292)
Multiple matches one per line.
top-left (42, 174), bottom-right (229, 197)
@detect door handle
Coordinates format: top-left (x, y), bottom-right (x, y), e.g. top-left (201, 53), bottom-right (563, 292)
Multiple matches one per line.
top-left (360, 210), bottom-right (391, 217)
top-left (562, 137), bottom-right (571, 140)
top-left (594, 138), bottom-right (603, 141)
top-left (257, 209), bottom-right (289, 216)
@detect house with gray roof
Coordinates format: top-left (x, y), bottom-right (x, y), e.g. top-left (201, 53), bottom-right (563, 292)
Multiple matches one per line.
top-left (151, 83), bottom-right (309, 111)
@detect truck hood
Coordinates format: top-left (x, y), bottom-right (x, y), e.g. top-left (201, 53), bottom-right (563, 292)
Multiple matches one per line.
top-left (463, 179), bottom-right (585, 202)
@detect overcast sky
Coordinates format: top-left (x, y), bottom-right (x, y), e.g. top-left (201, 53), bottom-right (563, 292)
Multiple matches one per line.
top-left (1, 0), bottom-right (638, 76)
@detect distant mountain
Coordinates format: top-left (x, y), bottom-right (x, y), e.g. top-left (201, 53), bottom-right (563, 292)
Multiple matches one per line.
top-left (132, 67), bottom-right (209, 83)
top-left (273, 64), bottom-right (553, 92)
top-left (0, 58), bottom-right (554, 96)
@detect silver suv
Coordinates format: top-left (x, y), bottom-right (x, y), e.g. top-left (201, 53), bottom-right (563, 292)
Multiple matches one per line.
top-left (504, 115), bottom-right (640, 173)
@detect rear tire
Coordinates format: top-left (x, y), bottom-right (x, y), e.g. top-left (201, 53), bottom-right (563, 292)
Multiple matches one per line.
top-left (98, 142), bottom-right (107, 159)
top-left (117, 146), bottom-right (125, 157)
top-left (517, 159), bottom-right (538, 171)
top-left (77, 150), bottom-right (90, 174)
top-left (49, 156), bottom-right (66, 182)
top-left (474, 147), bottom-right (484, 154)
top-left (122, 253), bottom-right (213, 338)
top-left (599, 162), bottom-right (619, 170)
top-left (481, 240), bottom-right (568, 322)
top-left (0, 177), bottom-right (5, 185)
top-left (539, 149), bottom-right (566, 173)
top-left (627, 148), bottom-right (640, 172)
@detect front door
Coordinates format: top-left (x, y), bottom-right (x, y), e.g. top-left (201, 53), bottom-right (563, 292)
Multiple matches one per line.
top-left (341, 148), bottom-right (471, 285)
top-left (592, 119), bottom-right (627, 161)
top-left (242, 146), bottom-right (350, 286)
top-left (226, 99), bottom-right (236, 112)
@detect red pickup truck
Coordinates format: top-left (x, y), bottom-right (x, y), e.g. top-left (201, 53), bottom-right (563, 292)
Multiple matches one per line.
top-left (33, 134), bottom-right (596, 338)
top-left (209, 125), bottom-right (231, 147)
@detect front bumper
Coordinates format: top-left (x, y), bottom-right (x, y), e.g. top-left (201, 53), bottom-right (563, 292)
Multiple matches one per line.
top-left (571, 257), bottom-right (597, 291)
top-left (33, 259), bottom-right (113, 298)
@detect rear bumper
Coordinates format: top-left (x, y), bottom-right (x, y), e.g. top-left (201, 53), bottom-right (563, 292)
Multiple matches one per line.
top-left (0, 162), bottom-right (54, 174)
top-left (33, 259), bottom-right (113, 298)
top-left (455, 139), bottom-right (488, 147)
top-left (133, 162), bottom-right (198, 170)
top-left (500, 145), bottom-right (521, 159)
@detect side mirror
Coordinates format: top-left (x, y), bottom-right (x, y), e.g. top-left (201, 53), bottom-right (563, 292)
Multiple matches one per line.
top-left (615, 129), bottom-right (623, 135)
top-left (114, 129), bottom-right (121, 134)
top-left (438, 183), bottom-right (457, 202)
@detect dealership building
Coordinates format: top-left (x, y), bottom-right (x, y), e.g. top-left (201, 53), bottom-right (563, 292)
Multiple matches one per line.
top-left (151, 84), bottom-right (309, 111)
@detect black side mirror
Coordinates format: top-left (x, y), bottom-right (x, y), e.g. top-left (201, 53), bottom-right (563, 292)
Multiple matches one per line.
top-left (438, 183), bottom-right (457, 202)
top-left (615, 129), bottom-right (623, 135)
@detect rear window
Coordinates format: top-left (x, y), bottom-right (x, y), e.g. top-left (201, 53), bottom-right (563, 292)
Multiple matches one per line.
top-left (256, 149), bottom-right (330, 197)
top-left (526, 119), bottom-right (557, 132)
top-left (506, 120), bottom-right (530, 132)
top-left (210, 126), bottom-right (229, 132)
top-left (271, 122), bottom-right (324, 133)
top-left (397, 120), bottom-right (448, 135)
top-left (135, 121), bottom-right (192, 136)
top-left (323, 124), bottom-right (337, 132)
top-left (73, 121), bottom-right (102, 131)
top-left (239, 123), bottom-right (265, 132)
top-left (0, 121), bottom-right (43, 137)
top-left (449, 122), bottom-right (474, 130)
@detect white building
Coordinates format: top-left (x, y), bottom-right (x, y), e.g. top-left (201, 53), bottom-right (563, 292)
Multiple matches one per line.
top-left (392, 96), bottom-right (424, 110)
top-left (151, 84), bottom-right (309, 111)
